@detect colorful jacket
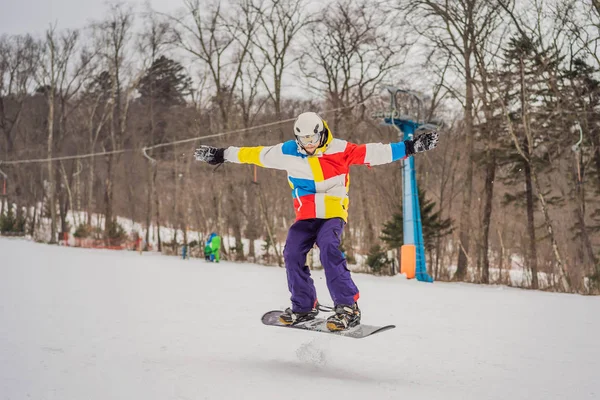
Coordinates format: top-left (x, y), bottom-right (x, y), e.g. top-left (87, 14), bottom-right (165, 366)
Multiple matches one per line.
top-left (223, 122), bottom-right (409, 221)
top-left (205, 233), bottom-right (221, 254)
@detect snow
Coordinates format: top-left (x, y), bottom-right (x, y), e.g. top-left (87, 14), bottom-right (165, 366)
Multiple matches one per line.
top-left (0, 238), bottom-right (598, 400)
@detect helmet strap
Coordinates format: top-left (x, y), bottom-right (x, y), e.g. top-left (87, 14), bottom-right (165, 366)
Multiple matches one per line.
top-left (319, 127), bottom-right (328, 147)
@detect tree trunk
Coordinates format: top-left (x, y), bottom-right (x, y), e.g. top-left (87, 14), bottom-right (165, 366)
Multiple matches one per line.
top-left (30, 205), bottom-right (37, 236)
top-left (434, 164), bottom-right (447, 280)
top-left (518, 52), bottom-right (539, 290)
top-left (145, 88), bottom-right (156, 249)
top-left (588, 124), bottom-right (600, 192)
top-left (74, 163), bottom-right (81, 228)
top-left (86, 158), bottom-right (95, 226)
top-left (572, 149), bottom-right (599, 285)
top-left (104, 153), bottom-right (114, 234)
top-left (126, 158), bottom-right (136, 229)
top-left (530, 168), bottom-right (570, 291)
top-left (58, 188), bottom-right (67, 236)
top-left (506, 54), bottom-right (568, 292)
top-left (480, 151), bottom-right (496, 284)
top-left (16, 203), bottom-right (24, 233)
top-left (47, 88), bottom-right (57, 244)
top-left (258, 186), bottom-right (282, 267)
top-left (360, 178), bottom-right (375, 247)
top-left (575, 198), bottom-right (598, 280)
top-left (174, 148), bottom-right (179, 246)
top-left (59, 163), bottom-right (74, 234)
top-left (454, 67), bottom-right (475, 281)
top-left (249, 238), bottom-right (255, 260)
top-left (523, 154), bottom-right (539, 289)
top-left (497, 228), bottom-right (505, 284)
top-left (145, 162), bottom-right (154, 248)
top-left (153, 166), bottom-right (162, 252)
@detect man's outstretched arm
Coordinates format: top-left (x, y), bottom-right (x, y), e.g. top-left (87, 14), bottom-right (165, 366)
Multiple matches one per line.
top-left (344, 131), bottom-right (440, 166)
top-left (194, 144), bottom-right (288, 170)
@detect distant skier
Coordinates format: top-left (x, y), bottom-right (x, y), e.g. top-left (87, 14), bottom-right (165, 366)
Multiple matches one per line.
top-left (194, 112), bottom-right (438, 331)
top-left (204, 232), bottom-right (221, 263)
top-left (203, 241), bottom-right (211, 261)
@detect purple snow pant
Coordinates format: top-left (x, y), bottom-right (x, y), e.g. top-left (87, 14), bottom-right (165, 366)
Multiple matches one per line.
top-left (283, 218), bottom-right (359, 313)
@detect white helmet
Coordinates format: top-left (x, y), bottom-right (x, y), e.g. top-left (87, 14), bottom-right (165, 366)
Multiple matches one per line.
top-left (294, 112), bottom-right (326, 148)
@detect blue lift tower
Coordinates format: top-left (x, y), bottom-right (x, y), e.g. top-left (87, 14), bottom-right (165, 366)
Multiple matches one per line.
top-left (372, 86), bottom-right (440, 282)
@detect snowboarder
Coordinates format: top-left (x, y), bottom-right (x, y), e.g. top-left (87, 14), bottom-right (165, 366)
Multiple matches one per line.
top-left (194, 112), bottom-right (439, 331)
top-left (204, 232), bottom-right (221, 263)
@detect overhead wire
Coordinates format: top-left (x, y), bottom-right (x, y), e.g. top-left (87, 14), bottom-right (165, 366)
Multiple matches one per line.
top-left (141, 116), bottom-right (299, 163)
top-left (1, 101), bottom-right (592, 167)
top-left (0, 101), bottom-right (368, 166)
top-left (0, 149), bottom-right (130, 166)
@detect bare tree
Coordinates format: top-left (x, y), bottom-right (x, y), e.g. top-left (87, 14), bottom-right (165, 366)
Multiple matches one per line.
top-left (0, 34), bottom-right (39, 155)
top-left (53, 35), bottom-right (95, 235)
top-left (81, 69), bottom-right (111, 226)
top-left (552, 0), bottom-right (600, 286)
top-left (497, 0), bottom-right (572, 291)
top-left (138, 9), bottom-right (172, 249)
top-left (171, 0), bottom-right (251, 130)
top-left (471, 9), bottom-right (510, 284)
top-left (230, 0), bottom-right (267, 128)
top-left (560, 0), bottom-right (600, 192)
top-left (1, 0), bottom-right (597, 292)
top-left (36, 27), bottom-right (84, 242)
top-left (300, 0), bottom-right (409, 129)
top-left (500, 100), bottom-right (571, 291)
top-left (250, 0), bottom-right (312, 122)
top-left (93, 4), bottom-right (137, 235)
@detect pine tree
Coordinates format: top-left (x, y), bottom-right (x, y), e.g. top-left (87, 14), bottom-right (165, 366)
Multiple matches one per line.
top-left (380, 211), bottom-right (403, 249)
top-left (380, 187), bottom-right (453, 256)
top-left (138, 56), bottom-right (192, 106)
top-left (560, 57), bottom-right (600, 285)
top-left (365, 244), bottom-right (389, 275)
top-left (0, 206), bottom-right (25, 233)
top-left (495, 35), bottom-right (562, 289)
top-left (496, 32), bottom-right (574, 291)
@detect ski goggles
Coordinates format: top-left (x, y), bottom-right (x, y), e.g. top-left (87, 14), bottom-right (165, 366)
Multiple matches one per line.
top-left (296, 131), bottom-right (322, 146)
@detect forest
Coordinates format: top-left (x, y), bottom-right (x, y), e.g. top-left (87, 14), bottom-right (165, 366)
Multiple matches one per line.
top-left (0, 0), bottom-right (598, 294)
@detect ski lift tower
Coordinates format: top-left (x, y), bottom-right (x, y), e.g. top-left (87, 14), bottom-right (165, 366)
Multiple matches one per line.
top-left (372, 86), bottom-right (439, 282)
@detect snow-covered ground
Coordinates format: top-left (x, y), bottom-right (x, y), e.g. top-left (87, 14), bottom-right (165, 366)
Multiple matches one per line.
top-left (15, 207), bottom-right (559, 287)
top-left (0, 238), bottom-right (598, 400)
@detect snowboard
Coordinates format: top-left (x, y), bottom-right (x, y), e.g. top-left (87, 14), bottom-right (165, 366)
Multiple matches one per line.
top-left (261, 310), bottom-right (395, 339)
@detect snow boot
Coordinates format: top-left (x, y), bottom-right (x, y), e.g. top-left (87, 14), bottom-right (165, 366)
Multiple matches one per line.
top-left (326, 303), bottom-right (361, 331)
top-left (279, 306), bottom-right (319, 325)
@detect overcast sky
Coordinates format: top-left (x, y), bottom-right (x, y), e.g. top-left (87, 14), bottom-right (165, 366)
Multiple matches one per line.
top-left (0, 0), bottom-right (442, 111)
top-left (0, 0), bottom-right (178, 36)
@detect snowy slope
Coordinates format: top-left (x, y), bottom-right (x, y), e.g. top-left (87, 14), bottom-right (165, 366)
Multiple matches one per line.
top-left (0, 238), bottom-right (598, 400)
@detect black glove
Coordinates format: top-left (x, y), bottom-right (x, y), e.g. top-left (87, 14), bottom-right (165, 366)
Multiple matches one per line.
top-left (404, 131), bottom-right (439, 156)
top-left (194, 145), bottom-right (225, 165)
